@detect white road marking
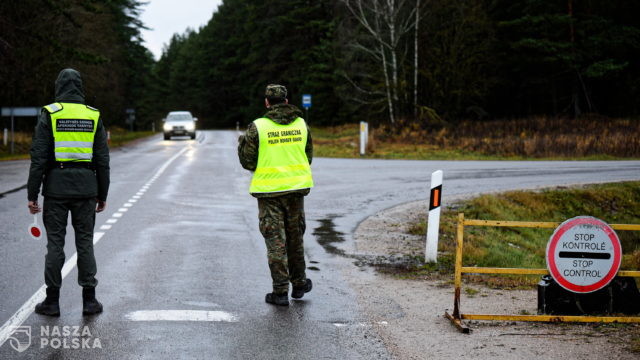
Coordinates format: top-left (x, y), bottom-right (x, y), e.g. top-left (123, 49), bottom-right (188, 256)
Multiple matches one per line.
top-left (125, 310), bottom-right (238, 322)
top-left (128, 199), bottom-right (137, 203)
top-left (0, 146), bottom-right (190, 349)
top-left (181, 301), bottom-right (220, 308)
top-left (133, 195), bottom-right (141, 199)
top-left (100, 225), bottom-right (112, 230)
top-left (333, 321), bottom-right (388, 328)
top-left (112, 213), bottom-right (123, 218)
top-left (118, 208), bottom-right (128, 212)
top-left (0, 232), bottom-right (103, 347)
top-left (136, 192), bottom-right (143, 196)
top-left (92, 232), bottom-right (105, 245)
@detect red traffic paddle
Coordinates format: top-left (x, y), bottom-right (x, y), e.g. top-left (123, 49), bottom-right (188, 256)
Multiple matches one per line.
top-left (28, 214), bottom-right (43, 240)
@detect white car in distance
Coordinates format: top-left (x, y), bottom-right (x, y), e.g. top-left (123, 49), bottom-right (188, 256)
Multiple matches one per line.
top-left (163, 111), bottom-right (197, 140)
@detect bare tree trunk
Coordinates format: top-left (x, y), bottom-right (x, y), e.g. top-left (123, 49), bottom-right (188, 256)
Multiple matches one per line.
top-left (341, 0), bottom-right (417, 125)
top-left (414, 0), bottom-right (420, 120)
top-left (380, 44), bottom-right (395, 124)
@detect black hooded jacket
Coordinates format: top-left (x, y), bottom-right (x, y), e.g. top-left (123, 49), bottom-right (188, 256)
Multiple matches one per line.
top-left (27, 68), bottom-right (110, 201)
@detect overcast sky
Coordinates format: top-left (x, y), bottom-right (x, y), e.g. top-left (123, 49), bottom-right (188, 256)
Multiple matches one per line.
top-left (140, 0), bottom-right (223, 60)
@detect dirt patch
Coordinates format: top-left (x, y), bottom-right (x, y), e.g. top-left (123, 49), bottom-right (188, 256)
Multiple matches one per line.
top-left (348, 200), bottom-right (640, 359)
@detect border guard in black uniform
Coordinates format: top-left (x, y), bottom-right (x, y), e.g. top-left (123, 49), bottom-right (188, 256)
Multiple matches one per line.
top-left (27, 68), bottom-right (110, 316)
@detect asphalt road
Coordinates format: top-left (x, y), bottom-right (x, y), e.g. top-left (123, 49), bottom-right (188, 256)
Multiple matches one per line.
top-left (0, 130), bottom-right (639, 359)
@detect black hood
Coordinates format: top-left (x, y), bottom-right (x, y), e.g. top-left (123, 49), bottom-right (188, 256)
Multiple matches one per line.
top-left (55, 68), bottom-right (85, 103)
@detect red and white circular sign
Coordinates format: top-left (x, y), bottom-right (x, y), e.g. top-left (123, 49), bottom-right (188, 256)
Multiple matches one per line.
top-left (546, 216), bottom-right (621, 293)
top-left (27, 215), bottom-right (43, 240)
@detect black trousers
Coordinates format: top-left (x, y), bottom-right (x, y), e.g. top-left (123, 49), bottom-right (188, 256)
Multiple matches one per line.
top-left (43, 197), bottom-right (98, 289)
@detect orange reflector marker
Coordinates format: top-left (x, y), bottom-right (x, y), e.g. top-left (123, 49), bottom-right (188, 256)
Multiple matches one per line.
top-left (426, 170), bottom-right (443, 263)
top-left (433, 189), bottom-right (440, 208)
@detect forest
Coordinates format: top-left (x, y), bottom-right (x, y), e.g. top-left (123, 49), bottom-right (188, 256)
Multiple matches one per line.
top-left (1, 0), bottom-right (639, 131)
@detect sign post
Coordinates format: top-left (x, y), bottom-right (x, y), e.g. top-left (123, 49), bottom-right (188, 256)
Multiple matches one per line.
top-left (10, 110), bottom-right (14, 154)
top-left (546, 216), bottom-right (622, 293)
top-left (302, 94), bottom-right (311, 123)
top-left (125, 108), bottom-right (135, 132)
top-left (359, 121), bottom-right (368, 156)
top-left (425, 170), bottom-right (443, 263)
top-left (1, 107), bottom-right (39, 154)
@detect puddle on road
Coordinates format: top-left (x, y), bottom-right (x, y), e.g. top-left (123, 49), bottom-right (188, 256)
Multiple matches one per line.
top-left (312, 215), bottom-right (347, 256)
top-left (313, 215), bottom-right (429, 271)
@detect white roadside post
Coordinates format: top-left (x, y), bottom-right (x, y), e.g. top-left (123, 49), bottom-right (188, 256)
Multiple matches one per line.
top-left (425, 170), bottom-right (443, 263)
top-left (3, 128), bottom-right (6, 146)
top-left (359, 121), bottom-right (368, 156)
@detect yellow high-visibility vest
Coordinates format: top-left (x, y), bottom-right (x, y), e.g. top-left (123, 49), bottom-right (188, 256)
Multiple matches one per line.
top-left (249, 117), bottom-right (314, 194)
top-left (45, 102), bottom-right (99, 162)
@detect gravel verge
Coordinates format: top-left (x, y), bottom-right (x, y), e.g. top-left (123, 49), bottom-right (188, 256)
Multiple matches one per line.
top-left (348, 199), bottom-right (640, 359)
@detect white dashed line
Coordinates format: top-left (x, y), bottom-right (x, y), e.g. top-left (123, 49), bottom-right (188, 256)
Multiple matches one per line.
top-left (118, 208), bottom-right (128, 212)
top-left (0, 146), bottom-right (190, 349)
top-left (128, 199), bottom-right (137, 203)
top-left (0, 232), bottom-right (105, 347)
top-left (112, 213), bottom-right (123, 218)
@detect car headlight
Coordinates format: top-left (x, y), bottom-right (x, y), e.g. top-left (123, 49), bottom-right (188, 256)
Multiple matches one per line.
top-left (163, 123), bottom-right (171, 131)
top-left (185, 123), bottom-right (195, 131)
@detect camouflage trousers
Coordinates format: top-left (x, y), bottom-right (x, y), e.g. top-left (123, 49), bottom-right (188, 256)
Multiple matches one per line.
top-left (258, 194), bottom-right (307, 295)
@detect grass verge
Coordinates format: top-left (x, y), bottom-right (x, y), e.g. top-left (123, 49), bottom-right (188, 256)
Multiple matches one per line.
top-left (401, 181), bottom-right (640, 287)
top-left (0, 129), bottom-right (156, 161)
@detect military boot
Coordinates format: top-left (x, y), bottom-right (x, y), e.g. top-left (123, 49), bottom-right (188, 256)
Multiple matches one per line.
top-left (265, 292), bottom-right (289, 306)
top-left (35, 288), bottom-right (61, 316)
top-left (82, 287), bottom-right (103, 315)
top-left (291, 278), bottom-right (312, 299)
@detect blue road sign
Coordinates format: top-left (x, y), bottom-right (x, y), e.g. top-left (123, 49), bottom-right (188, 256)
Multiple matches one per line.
top-left (302, 94), bottom-right (312, 109)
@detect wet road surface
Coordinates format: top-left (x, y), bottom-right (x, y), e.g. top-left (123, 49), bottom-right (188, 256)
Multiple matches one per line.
top-left (1, 130), bottom-right (639, 358)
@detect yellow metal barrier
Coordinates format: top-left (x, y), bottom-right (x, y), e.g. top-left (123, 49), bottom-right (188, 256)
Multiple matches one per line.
top-left (445, 213), bottom-right (640, 333)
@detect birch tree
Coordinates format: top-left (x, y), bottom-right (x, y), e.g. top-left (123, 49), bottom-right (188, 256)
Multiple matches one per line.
top-left (340, 0), bottom-right (418, 125)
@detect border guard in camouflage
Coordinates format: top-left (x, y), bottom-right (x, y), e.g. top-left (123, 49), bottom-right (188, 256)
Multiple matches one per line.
top-left (27, 68), bottom-right (110, 316)
top-left (238, 84), bottom-right (314, 306)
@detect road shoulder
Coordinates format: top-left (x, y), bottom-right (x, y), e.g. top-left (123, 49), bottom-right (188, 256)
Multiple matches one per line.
top-left (348, 199), bottom-right (640, 359)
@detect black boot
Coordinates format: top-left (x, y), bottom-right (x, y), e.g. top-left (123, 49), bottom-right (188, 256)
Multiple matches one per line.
top-left (292, 278), bottom-right (312, 299)
top-left (265, 292), bottom-right (289, 306)
top-left (82, 287), bottom-right (103, 315)
top-left (35, 288), bottom-right (60, 316)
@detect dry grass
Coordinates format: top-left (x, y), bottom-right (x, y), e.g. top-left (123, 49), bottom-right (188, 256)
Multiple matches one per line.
top-left (406, 181), bottom-right (640, 287)
top-left (377, 116), bottom-right (640, 158)
top-left (0, 128), bottom-right (155, 160)
top-left (314, 116), bottom-right (640, 159)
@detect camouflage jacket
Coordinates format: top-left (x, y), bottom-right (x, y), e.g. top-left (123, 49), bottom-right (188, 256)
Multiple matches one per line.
top-left (238, 103), bottom-right (313, 198)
